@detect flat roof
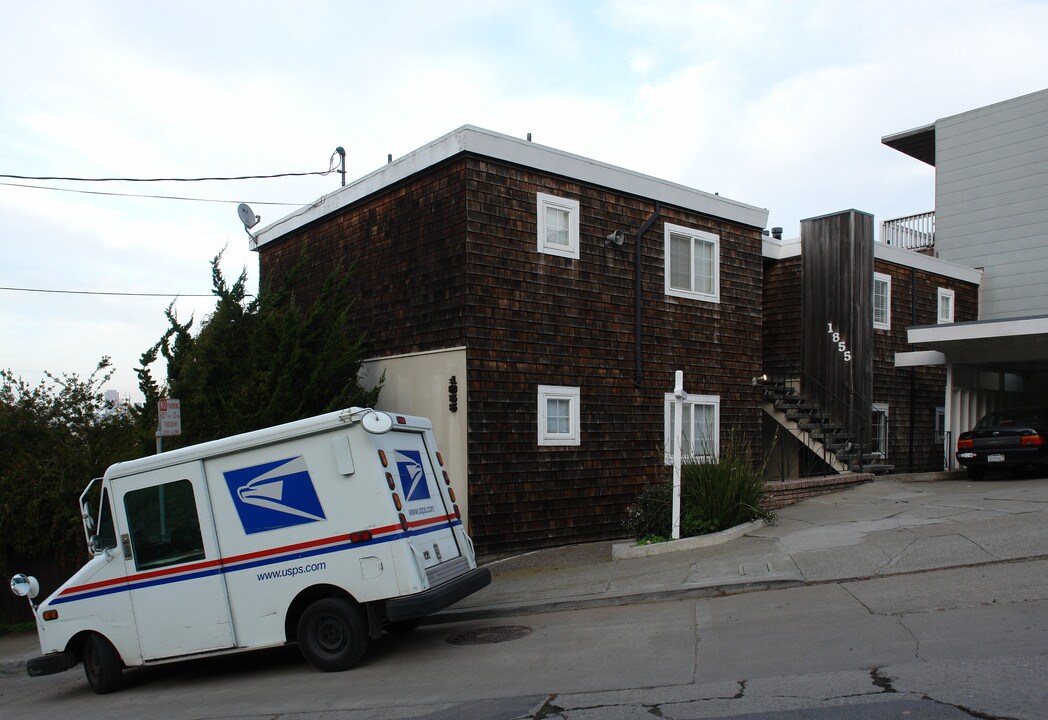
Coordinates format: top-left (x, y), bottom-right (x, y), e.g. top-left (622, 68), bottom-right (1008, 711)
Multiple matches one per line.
top-left (908, 316), bottom-right (1048, 366)
top-left (761, 230), bottom-right (983, 285)
top-left (250, 126), bottom-right (770, 250)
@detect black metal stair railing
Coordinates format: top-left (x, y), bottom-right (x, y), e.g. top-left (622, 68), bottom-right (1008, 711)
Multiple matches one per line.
top-left (760, 343), bottom-right (877, 477)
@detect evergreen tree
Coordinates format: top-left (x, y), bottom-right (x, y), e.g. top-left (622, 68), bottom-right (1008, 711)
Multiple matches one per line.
top-left (137, 252), bottom-right (380, 448)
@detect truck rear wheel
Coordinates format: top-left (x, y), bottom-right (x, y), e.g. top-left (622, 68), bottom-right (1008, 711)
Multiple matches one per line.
top-left (82, 633), bottom-right (123, 694)
top-left (297, 597), bottom-right (369, 671)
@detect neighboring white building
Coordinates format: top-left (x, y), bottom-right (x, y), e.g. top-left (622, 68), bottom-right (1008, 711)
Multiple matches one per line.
top-left (884, 88), bottom-right (1048, 466)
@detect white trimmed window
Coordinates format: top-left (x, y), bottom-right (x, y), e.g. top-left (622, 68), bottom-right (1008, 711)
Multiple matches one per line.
top-left (935, 406), bottom-right (946, 442)
top-left (537, 193), bottom-right (580, 259)
top-left (873, 272), bottom-right (891, 330)
top-left (665, 224), bottom-right (720, 303)
top-left (871, 403), bottom-right (889, 457)
top-left (537, 385), bottom-right (581, 446)
top-left (664, 394), bottom-right (720, 462)
top-left (937, 287), bottom-right (955, 324)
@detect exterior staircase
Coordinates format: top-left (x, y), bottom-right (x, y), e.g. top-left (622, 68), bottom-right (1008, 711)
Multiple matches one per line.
top-left (759, 380), bottom-right (893, 475)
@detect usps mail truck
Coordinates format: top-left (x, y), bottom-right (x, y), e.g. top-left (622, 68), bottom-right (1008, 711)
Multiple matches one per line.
top-left (9, 407), bottom-right (490, 693)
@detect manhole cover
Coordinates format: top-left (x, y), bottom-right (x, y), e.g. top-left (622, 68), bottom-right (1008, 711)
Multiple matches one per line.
top-left (446, 625), bottom-right (533, 646)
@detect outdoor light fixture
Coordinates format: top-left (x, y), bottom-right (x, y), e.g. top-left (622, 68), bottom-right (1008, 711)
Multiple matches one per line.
top-left (751, 374), bottom-right (768, 386)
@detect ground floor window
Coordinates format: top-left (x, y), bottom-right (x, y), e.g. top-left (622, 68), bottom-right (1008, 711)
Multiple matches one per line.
top-left (871, 403), bottom-right (889, 457)
top-left (664, 394), bottom-right (719, 462)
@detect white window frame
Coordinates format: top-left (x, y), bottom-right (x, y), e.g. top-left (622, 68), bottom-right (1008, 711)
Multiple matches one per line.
top-left (663, 393), bottom-right (720, 463)
top-left (935, 406), bottom-right (946, 442)
top-left (537, 385), bottom-right (581, 446)
top-left (937, 287), bottom-right (955, 324)
top-left (873, 272), bottom-right (892, 330)
top-left (536, 193), bottom-right (580, 260)
top-left (664, 223), bottom-right (720, 303)
top-left (871, 403), bottom-right (889, 457)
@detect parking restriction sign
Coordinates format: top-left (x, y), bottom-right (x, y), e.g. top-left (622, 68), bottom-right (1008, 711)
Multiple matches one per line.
top-left (158, 398), bottom-right (182, 436)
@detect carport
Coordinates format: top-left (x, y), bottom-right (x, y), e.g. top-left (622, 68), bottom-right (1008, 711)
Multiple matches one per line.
top-left (898, 316), bottom-right (1048, 469)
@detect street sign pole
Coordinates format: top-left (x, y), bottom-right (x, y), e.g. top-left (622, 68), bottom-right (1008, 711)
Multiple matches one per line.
top-left (672, 371), bottom-right (687, 540)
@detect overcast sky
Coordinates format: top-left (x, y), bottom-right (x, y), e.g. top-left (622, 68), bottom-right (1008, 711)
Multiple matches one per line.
top-left (3, 0), bottom-right (1048, 402)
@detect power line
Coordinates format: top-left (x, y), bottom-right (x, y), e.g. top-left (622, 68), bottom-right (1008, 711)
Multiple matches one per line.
top-left (0, 286), bottom-right (214, 298)
top-left (0, 169), bottom-right (334, 183)
top-left (0, 180), bottom-right (306, 205)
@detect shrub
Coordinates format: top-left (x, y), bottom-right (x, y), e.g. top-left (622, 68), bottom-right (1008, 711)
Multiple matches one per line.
top-left (624, 433), bottom-right (774, 542)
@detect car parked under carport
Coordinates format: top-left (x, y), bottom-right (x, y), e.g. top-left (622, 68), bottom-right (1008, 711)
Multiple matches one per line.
top-left (956, 407), bottom-right (1048, 480)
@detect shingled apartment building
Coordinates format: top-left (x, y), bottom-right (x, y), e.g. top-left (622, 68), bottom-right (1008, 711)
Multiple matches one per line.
top-left (250, 126), bottom-right (769, 554)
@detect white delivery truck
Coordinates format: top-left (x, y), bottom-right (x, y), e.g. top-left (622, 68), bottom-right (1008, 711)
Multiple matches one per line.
top-left (9, 407), bottom-right (490, 693)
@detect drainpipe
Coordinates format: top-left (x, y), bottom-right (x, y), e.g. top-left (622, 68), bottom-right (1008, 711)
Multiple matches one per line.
top-left (909, 267), bottom-right (917, 471)
top-left (635, 202), bottom-right (661, 388)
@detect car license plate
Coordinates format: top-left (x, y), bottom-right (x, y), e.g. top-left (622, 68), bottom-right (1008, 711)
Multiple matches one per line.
top-left (988, 454), bottom-right (1005, 462)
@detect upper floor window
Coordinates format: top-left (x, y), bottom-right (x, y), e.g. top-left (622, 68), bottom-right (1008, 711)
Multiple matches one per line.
top-left (664, 394), bottom-right (720, 463)
top-left (537, 193), bottom-right (580, 259)
top-left (665, 224), bottom-right (720, 303)
top-left (537, 385), bottom-right (581, 446)
top-left (873, 272), bottom-right (891, 330)
top-left (937, 287), bottom-right (955, 324)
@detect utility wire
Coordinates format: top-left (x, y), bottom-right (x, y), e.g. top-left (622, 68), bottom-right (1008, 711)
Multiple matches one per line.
top-left (0, 286), bottom-right (214, 298)
top-left (0, 180), bottom-right (306, 205)
top-left (0, 169), bottom-right (334, 183)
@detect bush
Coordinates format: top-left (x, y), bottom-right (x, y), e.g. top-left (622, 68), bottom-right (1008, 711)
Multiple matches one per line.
top-left (624, 434), bottom-right (774, 542)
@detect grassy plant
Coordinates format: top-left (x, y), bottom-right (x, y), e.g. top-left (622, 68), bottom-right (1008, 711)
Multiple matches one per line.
top-left (625, 431), bottom-right (774, 541)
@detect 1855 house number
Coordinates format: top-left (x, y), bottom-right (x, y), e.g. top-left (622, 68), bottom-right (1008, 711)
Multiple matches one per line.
top-left (827, 323), bottom-right (852, 362)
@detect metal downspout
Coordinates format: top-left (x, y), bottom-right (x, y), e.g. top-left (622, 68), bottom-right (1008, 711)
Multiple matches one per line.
top-left (909, 267), bottom-right (917, 471)
top-left (635, 202), bottom-right (661, 388)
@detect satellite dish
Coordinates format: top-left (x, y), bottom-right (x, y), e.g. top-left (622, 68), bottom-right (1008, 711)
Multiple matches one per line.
top-left (238, 203), bottom-right (260, 230)
top-left (361, 411), bottom-right (393, 435)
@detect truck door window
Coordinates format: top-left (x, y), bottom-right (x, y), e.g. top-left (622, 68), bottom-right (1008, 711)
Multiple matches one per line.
top-left (124, 479), bottom-right (205, 571)
top-left (95, 488), bottom-right (117, 551)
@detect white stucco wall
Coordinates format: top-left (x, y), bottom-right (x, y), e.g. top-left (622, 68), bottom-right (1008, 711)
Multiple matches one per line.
top-left (360, 348), bottom-right (470, 528)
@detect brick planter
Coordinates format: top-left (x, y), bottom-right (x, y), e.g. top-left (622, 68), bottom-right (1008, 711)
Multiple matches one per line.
top-left (762, 473), bottom-right (874, 510)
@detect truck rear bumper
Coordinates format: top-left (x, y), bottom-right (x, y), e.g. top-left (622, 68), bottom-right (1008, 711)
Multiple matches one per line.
top-left (26, 650), bottom-right (77, 677)
top-left (386, 566), bottom-right (491, 622)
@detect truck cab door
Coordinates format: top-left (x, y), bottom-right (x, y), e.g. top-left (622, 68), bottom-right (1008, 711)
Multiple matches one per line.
top-left (113, 462), bottom-right (235, 661)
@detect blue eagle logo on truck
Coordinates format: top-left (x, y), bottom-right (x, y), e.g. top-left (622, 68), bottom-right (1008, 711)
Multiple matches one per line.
top-left (395, 450), bottom-right (430, 502)
top-left (224, 456), bottom-right (326, 534)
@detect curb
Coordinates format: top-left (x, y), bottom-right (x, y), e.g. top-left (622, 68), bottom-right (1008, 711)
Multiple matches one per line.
top-left (611, 519), bottom-right (766, 560)
top-left (426, 575), bottom-right (805, 625)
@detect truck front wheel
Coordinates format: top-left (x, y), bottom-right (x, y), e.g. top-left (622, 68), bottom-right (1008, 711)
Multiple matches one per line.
top-left (297, 597), bottom-right (369, 671)
top-left (82, 633), bottom-right (123, 694)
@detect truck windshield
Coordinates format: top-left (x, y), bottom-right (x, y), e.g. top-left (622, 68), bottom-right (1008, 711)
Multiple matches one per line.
top-left (95, 488), bottom-right (117, 551)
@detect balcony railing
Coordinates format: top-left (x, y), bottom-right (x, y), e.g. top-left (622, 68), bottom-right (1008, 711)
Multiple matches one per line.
top-left (879, 211), bottom-right (935, 251)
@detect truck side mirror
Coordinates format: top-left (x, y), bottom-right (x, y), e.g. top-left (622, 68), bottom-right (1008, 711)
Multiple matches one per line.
top-left (10, 573), bottom-right (39, 600)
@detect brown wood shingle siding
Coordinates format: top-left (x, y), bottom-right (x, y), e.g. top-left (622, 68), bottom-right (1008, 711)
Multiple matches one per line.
top-left (260, 159), bottom-right (471, 355)
top-left (762, 256), bottom-right (802, 376)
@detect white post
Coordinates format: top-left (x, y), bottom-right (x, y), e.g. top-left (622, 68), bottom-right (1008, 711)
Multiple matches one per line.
top-left (672, 370), bottom-right (687, 540)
